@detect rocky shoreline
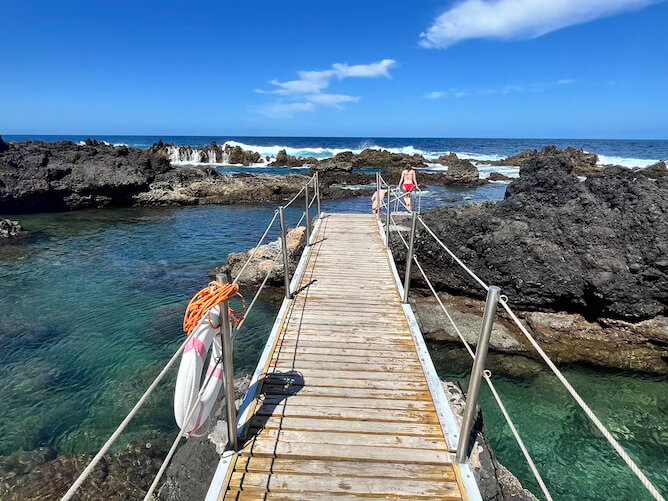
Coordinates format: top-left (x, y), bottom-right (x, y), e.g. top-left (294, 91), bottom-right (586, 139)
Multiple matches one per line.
top-left (390, 148), bottom-right (668, 374)
top-left (0, 138), bottom-right (362, 214)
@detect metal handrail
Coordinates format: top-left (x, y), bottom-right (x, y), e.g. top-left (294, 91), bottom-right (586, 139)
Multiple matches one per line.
top-left (61, 173), bottom-right (321, 501)
top-left (391, 210), bottom-right (665, 501)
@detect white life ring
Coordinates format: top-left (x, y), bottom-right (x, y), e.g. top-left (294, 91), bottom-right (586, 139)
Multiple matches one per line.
top-left (174, 305), bottom-right (224, 435)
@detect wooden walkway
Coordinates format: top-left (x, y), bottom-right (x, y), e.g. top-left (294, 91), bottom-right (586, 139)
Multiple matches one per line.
top-left (216, 213), bottom-right (471, 501)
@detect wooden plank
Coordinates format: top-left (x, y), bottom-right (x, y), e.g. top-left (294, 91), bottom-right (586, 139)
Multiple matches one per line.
top-left (261, 384), bottom-right (431, 401)
top-left (225, 491), bottom-right (461, 501)
top-left (232, 456), bottom-right (456, 480)
top-left (270, 352), bottom-right (421, 367)
top-left (273, 343), bottom-right (414, 356)
top-left (259, 395), bottom-right (434, 411)
top-left (228, 472), bottom-right (460, 498)
top-left (254, 403), bottom-right (439, 424)
top-left (251, 416), bottom-right (444, 438)
top-left (243, 440), bottom-right (452, 465)
top-left (252, 429), bottom-right (448, 451)
top-left (270, 359), bottom-right (423, 373)
top-left (263, 374), bottom-right (427, 391)
top-left (263, 368), bottom-right (426, 382)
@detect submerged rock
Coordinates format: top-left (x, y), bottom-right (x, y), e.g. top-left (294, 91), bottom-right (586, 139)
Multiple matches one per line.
top-left (0, 218), bottom-right (26, 240)
top-left (211, 227), bottom-right (306, 285)
top-left (405, 149), bottom-right (668, 321)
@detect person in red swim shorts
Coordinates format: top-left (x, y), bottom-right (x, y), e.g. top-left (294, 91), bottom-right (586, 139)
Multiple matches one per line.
top-left (398, 165), bottom-right (418, 211)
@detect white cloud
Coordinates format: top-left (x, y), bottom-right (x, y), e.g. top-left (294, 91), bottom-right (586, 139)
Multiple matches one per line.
top-left (257, 102), bottom-right (316, 118)
top-left (332, 59), bottom-right (397, 79)
top-left (425, 79), bottom-right (575, 98)
top-left (305, 93), bottom-right (361, 108)
top-left (256, 59), bottom-right (396, 117)
top-left (420, 0), bottom-right (661, 49)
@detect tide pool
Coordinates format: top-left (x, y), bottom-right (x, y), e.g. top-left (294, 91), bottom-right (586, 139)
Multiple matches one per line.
top-left (0, 193), bottom-right (666, 500)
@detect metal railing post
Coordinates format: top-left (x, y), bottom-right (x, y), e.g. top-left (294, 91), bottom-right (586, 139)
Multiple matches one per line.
top-left (402, 212), bottom-right (418, 303)
top-left (315, 172), bottom-right (321, 218)
top-left (376, 173), bottom-right (381, 218)
top-left (278, 207), bottom-right (291, 299)
top-left (385, 188), bottom-right (391, 247)
top-left (305, 181), bottom-right (311, 245)
top-left (456, 285), bottom-right (501, 463)
top-left (216, 273), bottom-right (239, 451)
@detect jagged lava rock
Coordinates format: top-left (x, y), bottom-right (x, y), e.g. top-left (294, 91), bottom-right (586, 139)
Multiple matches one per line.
top-left (0, 218), bottom-right (27, 240)
top-left (0, 140), bottom-right (171, 213)
top-left (406, 151), bottom-right (668, 320)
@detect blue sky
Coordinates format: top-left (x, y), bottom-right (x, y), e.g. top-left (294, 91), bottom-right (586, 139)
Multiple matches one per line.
top-left (1, 0), bottom-right (667, 138)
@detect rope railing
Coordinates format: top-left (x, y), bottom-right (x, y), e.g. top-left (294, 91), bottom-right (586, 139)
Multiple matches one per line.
top-left (386, 210), bottom-right (665, 501)
top-left (60, 174), bottom-right (320, 501)
top-left (389, 220), bottom-right (554, 501)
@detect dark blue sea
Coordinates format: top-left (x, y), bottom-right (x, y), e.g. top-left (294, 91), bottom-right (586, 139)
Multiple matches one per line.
top-left (1, 135), bottom-right (667, 500)
top-left (4, 135), bottom-right (668, 168)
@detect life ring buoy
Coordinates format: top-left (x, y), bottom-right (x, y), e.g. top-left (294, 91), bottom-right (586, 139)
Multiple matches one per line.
top-left (174, 306), bottom-right (224, 435)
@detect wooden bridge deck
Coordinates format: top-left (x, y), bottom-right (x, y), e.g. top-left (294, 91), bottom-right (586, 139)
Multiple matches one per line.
top-left (217, 213), bottom-right (471, 501)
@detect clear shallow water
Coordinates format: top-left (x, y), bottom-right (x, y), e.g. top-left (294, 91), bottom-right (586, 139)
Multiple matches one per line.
top-left (1, 189), bottom-right (667, 500)
top-left (5, 135), bottom-right (668, 168)
top-left (430, 346), bottom-right (668, 501)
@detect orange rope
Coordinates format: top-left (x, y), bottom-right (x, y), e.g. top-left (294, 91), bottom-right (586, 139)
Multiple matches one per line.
top-left (183, 281), bottom-right (246, 335)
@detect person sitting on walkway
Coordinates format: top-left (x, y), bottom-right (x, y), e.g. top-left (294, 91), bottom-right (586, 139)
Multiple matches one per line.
top-left (371, 188), bottom-right (387, 214)
top-left (398, 166), bottom-right (418, 211)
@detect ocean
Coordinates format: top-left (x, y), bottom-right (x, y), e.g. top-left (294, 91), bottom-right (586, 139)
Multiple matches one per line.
top-left (1, 135), bottom-right (667, 500)
top-left (4, 135), bottom-right (668, 169)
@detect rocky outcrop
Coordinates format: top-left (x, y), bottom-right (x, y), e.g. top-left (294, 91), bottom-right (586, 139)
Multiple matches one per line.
top-left (412, 291), bottom-right (668, 374)
top-left (210, 227), bottom-right (306, 285)
top-left (354, 148), bottom-right (427, 170)
top-left (0, 218), bottom-right (26, 240)
top-left (639, 160), bottom-right (667, 179)
top-left (398, 150), bottom-right (668, 321)
top-left (0, 141), bottom-right (364, 212)
top-left (270, 149), bottom-right (317, 168)
top-left (0, 136), bottom-right (9, 153)
top-left (488, 172), bottom-right (512, 182)
top-left (445, 158), bottom-right (480, 183)
top-left (442, 381), bottom-right (539, 501)
top-left (488, 146), bottom-right (600, 174)
top-left (0, 139), bottom-right (171, 213)
top-left (224, 144), bottom-right (262, 165)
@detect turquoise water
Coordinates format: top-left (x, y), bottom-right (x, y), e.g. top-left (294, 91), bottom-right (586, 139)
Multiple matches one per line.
top-left (1, 194), bottom-right (667, 500)
top-left (430, 345), bottom-right (668, 501)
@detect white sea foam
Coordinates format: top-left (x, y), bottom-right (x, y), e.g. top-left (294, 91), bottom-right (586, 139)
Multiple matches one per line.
top-left (596, 154), bottom-right (660, 168)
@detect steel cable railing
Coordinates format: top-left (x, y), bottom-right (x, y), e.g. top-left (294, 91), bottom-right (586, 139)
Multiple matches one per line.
top-left (389, 219), bottom-right (554, 501)
top-left (384, 208), bottom-right (665, 501)
top-left (61, 173), bottom-right (320, 501)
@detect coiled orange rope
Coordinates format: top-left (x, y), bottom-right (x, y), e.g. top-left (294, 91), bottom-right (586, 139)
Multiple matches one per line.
top-left (183, 281), bottom-right (246, 335)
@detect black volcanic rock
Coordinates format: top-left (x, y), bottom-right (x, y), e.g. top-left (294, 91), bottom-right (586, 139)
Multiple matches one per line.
top-left (488, 172), bottom-right (512, 182)
top-left (0, 140), bottom-right (171, 213)
top-left (0, 136), bottom-right (9, 153)
top-left (354, 148), bottom-right (427, 170)
top-left (0, 218), bottom-right (26, 240)
top-left (489, 146), bottom-right (600, 174)
top-left (399, 151), bottom-right (668, 321)
top-left (640, 160), bottom-right (667, 179)
top-left (269, 149), bottom-right (316, 168)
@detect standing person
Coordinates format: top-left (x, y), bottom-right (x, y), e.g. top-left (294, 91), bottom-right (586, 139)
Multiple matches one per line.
top-left (398, 166), bottom-right (418, 211)
top-left (371, 188), bottom-right (387, 214)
